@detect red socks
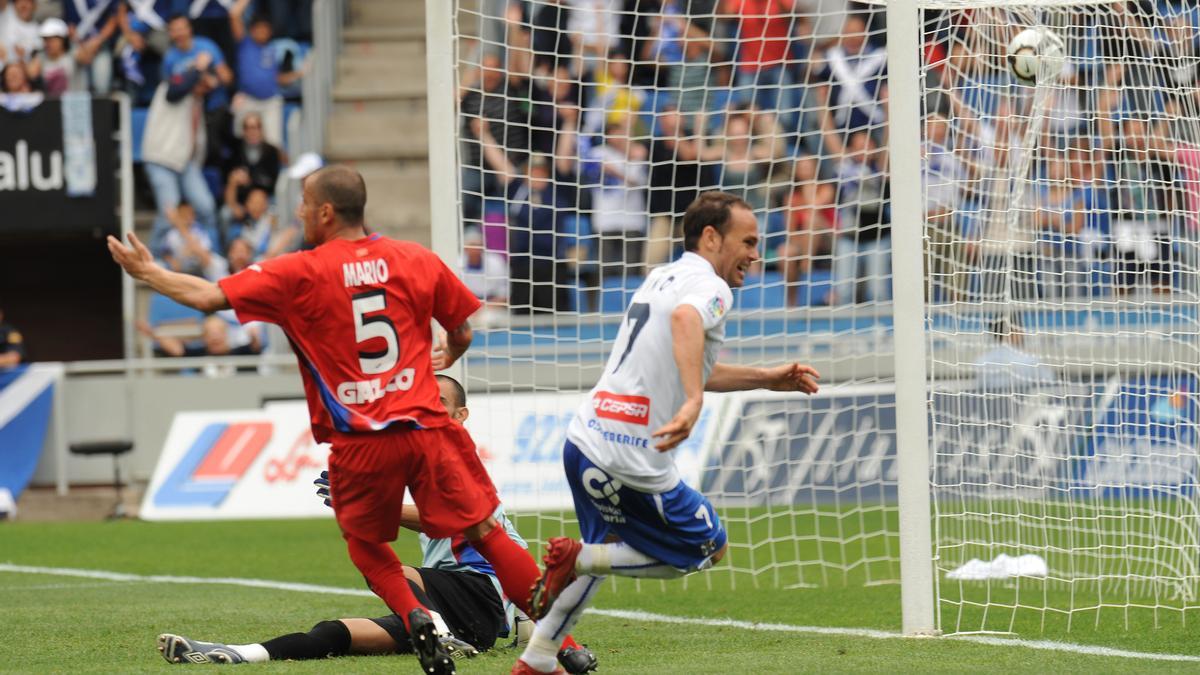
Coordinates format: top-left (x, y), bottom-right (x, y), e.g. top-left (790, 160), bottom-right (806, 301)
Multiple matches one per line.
top-left (561, 634), bottom-right (581, 650)
top-left (344, 533), bottom-right (422, 629)
top-left (471, 524), bottom-right (541, 615)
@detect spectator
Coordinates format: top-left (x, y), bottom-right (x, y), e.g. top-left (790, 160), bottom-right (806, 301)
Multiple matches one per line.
top-left (0, 60), bottom-right (42, 111)
top-left (921, 112), bottom-right (964, 303)
top-left (0, 307), bottom-right (25, 368)
top-left (2, 0), bottom-right (40, 64)
top-left (141, 48), bottom-right (219, 251)
top-left (27, 19), bottom-right (76, 97)
top-left (275, 149), bottom-right (322, 232)
top-left (63, 0), bottom-right (119, 94)
top-left (114, 0), bottom-right (169, 105)
top-left (460, 226), bottom-right (508, 306)
top-left (701, 109), bottom-right (772, 226)
top-left (159, 201), bottom-right (221, 279)
top-left (565, 0), bottom-right (618, 73)
top-left (584, 115), bottom-right (650, 278)
top-left (831, 129), bottom-right (890, 305)
top-left (222, 112), bottom-right (283, 211)
top-left (583, 51), bottom-right (644, 136)
top-left (725, 0), bottom-right (797, 111)
top-left (234, 185), bottom-right (298, 259)
top-left (1108, 116), bottom-right (1174, 293)
top-left (264, 0), bottom-right (312, 42)
top-left (507, 155), bottom-right (571, 313)
top-left (223, 235), bottom-right (255, 275)
top-left (460, 52), bottom-right (529, 219)
top-left (781, 154), bottom-right (836, 305)
top-left (640, 0), bottom-right (687, 89)
top-left (138, 314), bottom-right (263, 375)
top-left (184, 0), bottom-right (236, 69)
top-left (973, 316), bottom-right (1055, 390)
top-left (229, 0), bottom-right (302, 147)
top-left (528, 0), bottom-right (572, 73)
top-left (675, 21), bottom-right (714, 117)
top-left (647, 105), bottom-right (709, 266)
top-left (163, 13), bottom-right (233, 167)
top-left (815, 13), bottom-right (887, 155)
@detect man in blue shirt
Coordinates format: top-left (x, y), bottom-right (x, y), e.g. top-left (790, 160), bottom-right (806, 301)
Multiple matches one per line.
top-left (163, 12), bottom-right (233, 166)
top-left (227, 0), bottom-right (302, 147)
top-left (162, 13), bottom-right (231, 110)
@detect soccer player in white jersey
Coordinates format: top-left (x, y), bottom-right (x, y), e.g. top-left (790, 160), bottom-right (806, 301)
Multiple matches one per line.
top-left (511, 192), bottom-right (821, 675)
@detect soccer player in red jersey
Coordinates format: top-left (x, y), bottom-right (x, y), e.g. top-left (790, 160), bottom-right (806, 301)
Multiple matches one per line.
top-left (108, 165), bottom-right (545, 675)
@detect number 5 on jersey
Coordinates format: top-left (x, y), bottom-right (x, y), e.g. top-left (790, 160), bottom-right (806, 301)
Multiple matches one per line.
top-left (352, 290), bottom-right (399, 374)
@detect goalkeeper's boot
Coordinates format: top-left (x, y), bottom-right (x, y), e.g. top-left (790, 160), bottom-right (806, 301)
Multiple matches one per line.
top-left (440, 633), bottom-right (480, 660)
top-left (409, 608), bottom-right (456, 675)
top-left (511, 659), bottom-right (566, 675)
top-left (558, 644), bottom-right (598, 674)
top-left (529, 537), bottom-right (582, 620)
top-left (157, 634), bottom-right (245, 664)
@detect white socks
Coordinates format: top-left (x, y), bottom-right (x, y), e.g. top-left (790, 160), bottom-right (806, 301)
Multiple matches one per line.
top-left (576, 542), bottom-right (685, 579)
top-left (518, 574), bottom-right (605, 672)
top-left (228, 643), bottom-right (269, 663)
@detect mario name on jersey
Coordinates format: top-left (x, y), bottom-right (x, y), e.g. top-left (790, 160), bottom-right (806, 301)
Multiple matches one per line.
top-left (342, 259), bottom-right (389, 287)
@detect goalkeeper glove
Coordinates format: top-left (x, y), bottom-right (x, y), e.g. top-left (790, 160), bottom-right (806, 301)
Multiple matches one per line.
top-left (314, 470), bottom-right (331, 508)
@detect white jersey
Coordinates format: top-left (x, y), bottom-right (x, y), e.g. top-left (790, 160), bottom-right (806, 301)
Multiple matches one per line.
top-left (566, 252), bottom-right (732, 492)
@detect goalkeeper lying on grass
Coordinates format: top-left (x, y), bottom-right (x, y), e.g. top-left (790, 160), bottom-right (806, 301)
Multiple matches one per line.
top-left (157, 375), bottom-right (597, 674)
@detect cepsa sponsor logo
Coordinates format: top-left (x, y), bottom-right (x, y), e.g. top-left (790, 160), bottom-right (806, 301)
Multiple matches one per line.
top-left (592, 391), bottom-right (650, 425)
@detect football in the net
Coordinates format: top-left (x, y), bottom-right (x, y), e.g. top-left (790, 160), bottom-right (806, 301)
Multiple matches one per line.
top-left (1006, 27), bottom-right (1065, 84)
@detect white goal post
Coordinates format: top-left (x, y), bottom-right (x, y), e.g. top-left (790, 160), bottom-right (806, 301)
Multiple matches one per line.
top-left (425, 0), bottom-right (1200, 639)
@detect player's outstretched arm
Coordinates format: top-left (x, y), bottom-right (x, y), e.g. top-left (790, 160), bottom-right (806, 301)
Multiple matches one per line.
top-left (706, 362), bottom-right (821, 394)
top-left (653, 305), bottom-right (706, 452)
top-left (107, 233), bottom-right (230, 313)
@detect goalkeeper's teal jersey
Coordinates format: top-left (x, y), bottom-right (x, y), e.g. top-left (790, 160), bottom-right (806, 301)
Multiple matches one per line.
top-left (418, 505), bottom-right (526, 626)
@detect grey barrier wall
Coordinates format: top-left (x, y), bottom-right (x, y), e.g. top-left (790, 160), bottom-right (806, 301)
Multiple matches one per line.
top-left (32, 371), bottom-right (304, 488)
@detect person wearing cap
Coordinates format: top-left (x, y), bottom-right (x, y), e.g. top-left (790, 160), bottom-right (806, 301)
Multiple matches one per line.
top-left (273, 151), bottom-right (323, 242)
top-left (27, 18), bottom-right (76, 96)
top-left (62, 0), bottom-right (118, 94)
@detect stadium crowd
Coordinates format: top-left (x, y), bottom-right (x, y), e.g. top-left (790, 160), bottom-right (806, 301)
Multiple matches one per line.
top-left (0, 0), bottom-right (312, 356)
top-left (459, 0), bottom-right (1200, 313)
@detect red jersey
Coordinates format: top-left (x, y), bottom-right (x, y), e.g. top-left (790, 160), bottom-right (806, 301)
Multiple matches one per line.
top-left (218, 233), bottom-right (481, 443)
top-left (728, 0), bottom-right (794, 72)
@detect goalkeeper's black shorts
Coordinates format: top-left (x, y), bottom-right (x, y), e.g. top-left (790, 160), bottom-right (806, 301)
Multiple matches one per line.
top-left (370, 567), bottom-right (506, 652)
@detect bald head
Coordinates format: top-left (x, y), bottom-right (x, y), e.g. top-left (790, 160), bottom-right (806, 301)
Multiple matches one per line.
top-left (305, 165), bottom-right (367, 226)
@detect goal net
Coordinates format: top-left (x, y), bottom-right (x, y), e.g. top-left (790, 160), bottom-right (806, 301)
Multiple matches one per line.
top-left (450, 0), bottom-right (899, 594)
top-left (440, 0), bottom-right (1200, 634)
top-left (922, 1), bottom-right (1200, 634)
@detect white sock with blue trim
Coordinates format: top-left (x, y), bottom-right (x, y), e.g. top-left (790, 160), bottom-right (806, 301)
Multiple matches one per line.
top-left (576, 542), bottom-right (686, 579)
top-left (518, 574), bottom-right (605, 672)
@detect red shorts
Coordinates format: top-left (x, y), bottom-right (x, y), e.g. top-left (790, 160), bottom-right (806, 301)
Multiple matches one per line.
top-left (327, 423), bottom-right (499, 542)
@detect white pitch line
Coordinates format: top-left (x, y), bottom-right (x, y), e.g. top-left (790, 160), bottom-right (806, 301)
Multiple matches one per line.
top-left (2, 563), bottom-right (1197, 664)
top-left (585, 608), bottom-right (1200, 664)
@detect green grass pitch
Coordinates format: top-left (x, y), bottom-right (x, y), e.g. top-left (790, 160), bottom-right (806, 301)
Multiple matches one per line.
top-left (1, 514), bottom-right (1197, 673)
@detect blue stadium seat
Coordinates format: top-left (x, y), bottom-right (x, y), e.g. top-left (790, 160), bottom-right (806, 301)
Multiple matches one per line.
top-left (600, 275), bottom-right (644, 313)
top-left (148, 293), bottom-right (204, 326)
top-left (795, 269), bottom-right (833, 306)
top-left (738, 272), bottom-right (786, 310)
